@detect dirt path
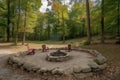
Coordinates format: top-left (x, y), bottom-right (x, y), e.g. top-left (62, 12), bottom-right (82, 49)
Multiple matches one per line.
top-left (0, 43), bottom-right (67, 80)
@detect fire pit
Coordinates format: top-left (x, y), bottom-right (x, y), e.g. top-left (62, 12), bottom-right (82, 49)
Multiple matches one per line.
top-left (8, 48), bottom-right (107, 76)
top-left (46, 50), bottom-right (70, 62)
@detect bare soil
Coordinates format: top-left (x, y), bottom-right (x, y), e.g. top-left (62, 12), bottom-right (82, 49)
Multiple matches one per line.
top-left (0, 43), bottom-right (120, 80)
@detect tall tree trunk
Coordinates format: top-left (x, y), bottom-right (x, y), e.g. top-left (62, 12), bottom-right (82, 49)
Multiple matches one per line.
top-left (7, 0), bottom-right (10, 42)
top-left (15, 0), bottom-right (21, 45)
top-left (86, 0), bottom-right (91, 44)
top-left (47, 23), bottom-right (50, 40)
top-left (62, 9), bottom-right (65, 43)
top-left (12, 2), bottom-right (15, 41)
top-left (47, 14), bottom-right (50, 40)
top-left (117, 0), bottom-right (120, 36)
top-left (22, 5), bottom-right (27, 45)
top-left (11, 23), bottom-right (14, 39)
top-left (101, 0), bottom-right (105, 43)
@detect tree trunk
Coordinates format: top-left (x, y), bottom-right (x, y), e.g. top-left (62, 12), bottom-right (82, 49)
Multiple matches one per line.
top-left (62, 9), bottom-right (65, 43)
top-left (12, 2), bottom-right (15, 41)
top-left (7, 0), bottom-right (10, 42)
top-left (86, 0), bottom-right (91, 44)
top-left (11, 23), bottom-right (14, 40)
top-left (15, 0), bottom-right (21, 45)
top-left (47, 20), bottom-right (50, 40)
top-left (22, 5), bottom-right (27, 45)
top-left (101, 0), bottom-right (105, 43)
top-left (117, 0), bottom-right (120, 36)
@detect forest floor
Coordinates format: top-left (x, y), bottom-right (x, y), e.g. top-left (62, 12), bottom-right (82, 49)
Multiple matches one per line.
top-left (0, 41), bottom-right (120, 80)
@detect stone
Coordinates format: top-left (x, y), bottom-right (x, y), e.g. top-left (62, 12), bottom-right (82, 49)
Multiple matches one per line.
top-left (99, 63), bottom-right (107, 70)
top-left (64, 68), bottom-right (73, 75)
top-left (88, 50), bottom-right (99, 56)
top-left (36, 70), bottom-right (41, 74)
top-left (17, 61), bottom-right (24, 67)
top-left (73, 66), bottom-right (82, 73)
top-left (88, 60), bottom-right (99, 69)
top-left (95, 54), bottom-right (107, 65)
top-left (32, 67), bottom-right (40, 72)
top-left (14, 54), bottom-right (20, 57)
top-left (40, 68), bottom-right (48, 73)
top-left (52, 68), bottom-right (64, 75)
top-left (93, 50), bottom-right (100, 56)
top-left (22, 62), bottom-right (35, 71)
top-left (8, 56), bottom-right (13, 61)
top-left (81, 65), bottom-right (91, 73)
top-left (11, 57), bottom-right (20, 64)
top-left (7, 49), bottom-right (107, 76)
top-left (8, 59), bottom-right (13, 65)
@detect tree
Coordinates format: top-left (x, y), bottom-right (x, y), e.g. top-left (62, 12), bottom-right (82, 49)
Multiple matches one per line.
top-left (52, 1), bottom-right (69, 42)
top-left (15, 0), bottom-right (21, 45)
top-left (22, 2), bottom-right (27, 45)
top-left (7, 0), bottom-right (10, 42)
top-left (67, 2), bottom-right (86, 39)
top-left (117, 0), bottom-right (120, 36)
top-left (61, 5), bottom-right (65, 43)
top-left (86, 0), bottom-right (91, 44)
top-left (21, 0), bottom-right (41, 45)
top-left (101, 0), bottom-right (105, 43)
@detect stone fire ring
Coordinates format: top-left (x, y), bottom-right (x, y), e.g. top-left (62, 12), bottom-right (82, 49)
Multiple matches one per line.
top-left (7, 48), bottom-right (107, 75)
top-left (46, 50), bottom-right (70, 62)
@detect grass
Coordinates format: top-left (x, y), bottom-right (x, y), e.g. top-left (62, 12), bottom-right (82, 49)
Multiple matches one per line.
top-left (30, 36), bottom-right (117, 44)
top-left (30, 40), bottom-right (63, 44)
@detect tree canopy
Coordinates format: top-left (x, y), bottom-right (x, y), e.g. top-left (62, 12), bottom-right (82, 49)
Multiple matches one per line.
top-left (0, 0), bottom-right (119, 44)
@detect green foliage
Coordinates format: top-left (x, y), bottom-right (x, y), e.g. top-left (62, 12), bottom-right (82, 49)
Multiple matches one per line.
top-left (0, 0), bottom-right (119, 43)
top-left (82, 39), bottom-right (91, 45)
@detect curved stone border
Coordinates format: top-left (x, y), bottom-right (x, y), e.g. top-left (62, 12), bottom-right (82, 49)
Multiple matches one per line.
top-left (7, 48), bottom-right (107, 75)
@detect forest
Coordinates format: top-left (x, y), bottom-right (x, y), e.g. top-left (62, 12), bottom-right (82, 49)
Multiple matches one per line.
top-left (0, 0), bottom-right (120, 45)
top-left (0, 0), bottom-right (120, 80)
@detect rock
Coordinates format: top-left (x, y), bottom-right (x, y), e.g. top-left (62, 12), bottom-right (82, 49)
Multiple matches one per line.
top-left (89, 50), bottom-right (100, 56)
top-left (17, 61), bottom-right (24, 67)
top-left (32, 67), bottom-right (40, 72)
top-left (99, 63), bottom-right (107, 70)
top-left (14, 54), bottom-right (20, 57)
top-left (8, 59), bottom-right (13, 65)
top-left (36, 69), bottom-right (41, 74)
top-left (88, 60), bottom-right (102, 72)
top-left (88, 60), bottom-right (99, 69)
top-left (73, 66), bottom-right (82, 73)
top-left (64, 68), bottom-right (73, 75)
top-left (80, 49), bottom-right (90, 53)
top-left (95, 54), bottom-right (107, 65)
top-left (52, 68), bottom-right (64, 75)
top-left (22, 62), bottom-right (35, 71)
top-left (40, 68), bottom-right (48, 73)
top-left (93, 50), bottom-right (101, 55)
top-left (81, 66), bottom-right (91, 73)
top-left (10, 57), bottom-right (20, 64)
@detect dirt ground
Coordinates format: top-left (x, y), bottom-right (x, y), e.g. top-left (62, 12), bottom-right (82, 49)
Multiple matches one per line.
top-left (0, 43), bottom-right (120, 80)
top-left (0, 43), bottom-right (73, 80)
